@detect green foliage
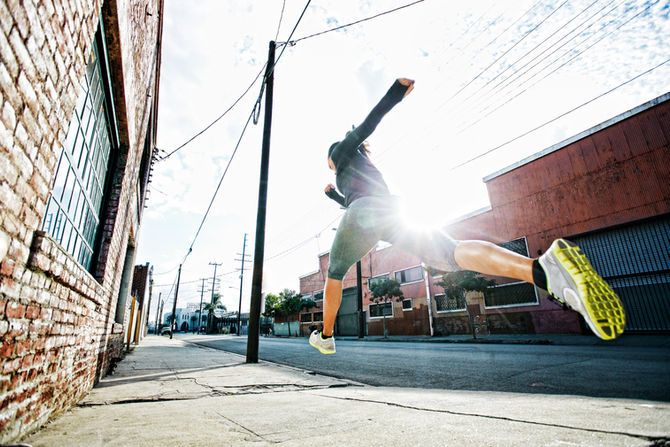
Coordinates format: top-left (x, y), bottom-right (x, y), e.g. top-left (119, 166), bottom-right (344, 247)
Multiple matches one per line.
top-left (369, 278), bottom-right (404, 303)
top-left (435, 270), bottom-right (496, 299)
top-left (263, 289), bottom-right (316, 337)
top-left (205, 293), bottom-right (226, 312)
top-left (263, 293), bottom-right (281, 318)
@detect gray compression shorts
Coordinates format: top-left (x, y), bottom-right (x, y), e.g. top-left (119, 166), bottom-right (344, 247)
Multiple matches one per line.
top-left (327, 195), bottom-right (460, 280)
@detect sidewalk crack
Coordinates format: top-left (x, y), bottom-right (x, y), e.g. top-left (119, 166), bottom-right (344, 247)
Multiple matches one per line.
top-left (315, 394), bottom-right (666, 444)
top-left (215, 410), bottom-right (279, 444)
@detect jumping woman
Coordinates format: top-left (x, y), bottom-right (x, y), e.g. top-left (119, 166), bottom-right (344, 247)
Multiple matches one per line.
top-left (309, 78), bottom-right (625, 355)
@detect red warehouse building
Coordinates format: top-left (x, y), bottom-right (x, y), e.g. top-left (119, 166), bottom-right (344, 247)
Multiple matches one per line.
top-left (299, 92), bottom-right (670, 337)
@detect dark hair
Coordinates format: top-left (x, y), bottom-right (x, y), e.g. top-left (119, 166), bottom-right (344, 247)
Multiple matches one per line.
top-left (328, 142), bottom-right (339, 159)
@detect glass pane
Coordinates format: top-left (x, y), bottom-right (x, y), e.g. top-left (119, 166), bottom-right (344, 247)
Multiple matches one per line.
top-left (42, 197), bottom-right (58, 233)
top-left (75, 80), bottom-right (88, 119)
top-left (63, 119), bottom-right (79, 157)
top-left (60, 168), bottom-right (75, 208)
top-left (51, 155), bottom-right (69, 201)
top-left (69, 180), bottom-right (81, 213)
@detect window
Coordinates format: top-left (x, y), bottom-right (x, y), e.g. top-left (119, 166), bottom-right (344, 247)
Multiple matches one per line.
top-left (313, 312), bottom-right (323, 322)
top-left (41, 34), bottom-right (114, 270)
top-left (369, 302), bottom-right (393, 318)
top-left (300, 313), bottom-right (312, 323)
top-left (435, 293), bottom-right (466, 312)
top-left (499, 237), bottom-right (529, 257)
top-left (302, 293), bottom-right (312, 302)
top-left (402, 298), bottom-right (412, 310)
top-left (368, 274), bottom-right (389, 288)
top-left (313, 291), bottom-right (323, 302)
top-left (485, 282), bottom-right (538, 307)
top-left (394, 266), bottom-right (423, 284)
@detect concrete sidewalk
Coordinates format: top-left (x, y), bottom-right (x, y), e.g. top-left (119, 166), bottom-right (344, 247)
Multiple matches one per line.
top-left (23, 335), bottom-right (670, 447)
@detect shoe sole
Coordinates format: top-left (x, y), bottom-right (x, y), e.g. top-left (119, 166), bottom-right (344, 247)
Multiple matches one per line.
top-left (309, 339), bottom-right (335, 355)
top-left (552, 239), bottom-right (626, 340)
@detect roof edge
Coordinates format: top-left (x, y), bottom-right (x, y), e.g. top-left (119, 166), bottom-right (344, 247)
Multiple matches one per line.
top-left (483, 92), bottom-right (670, 182)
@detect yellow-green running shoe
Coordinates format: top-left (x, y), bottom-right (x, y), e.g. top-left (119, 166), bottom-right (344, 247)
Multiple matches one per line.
top-left (309, 330), bottom-right (336, 355)
top-left (538, 238), bottom-right (626, 340)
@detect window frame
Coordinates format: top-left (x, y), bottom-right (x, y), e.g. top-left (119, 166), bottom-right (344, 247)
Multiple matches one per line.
top-left (394, 265), bottom-right (424, 285)
top-left (40, 20), bottom-right (119, 273)
top-left (369, 302), bottom-right (394, 319)
top-left (368, 273), bottom-right (390, 288)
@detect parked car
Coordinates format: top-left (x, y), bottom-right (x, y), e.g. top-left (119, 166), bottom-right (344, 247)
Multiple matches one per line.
top-left (160, 326), bottom-right (172, 336)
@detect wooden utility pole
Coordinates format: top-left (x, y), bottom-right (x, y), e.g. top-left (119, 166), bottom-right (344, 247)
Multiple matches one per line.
top-left (169, 264), bottom-right (182, 339)
top-left (247, 41), bottom-right (275, 363)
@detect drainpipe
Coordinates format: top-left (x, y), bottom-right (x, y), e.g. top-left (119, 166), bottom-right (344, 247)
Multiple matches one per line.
top-left (422, 263), bottom-right (434, 336)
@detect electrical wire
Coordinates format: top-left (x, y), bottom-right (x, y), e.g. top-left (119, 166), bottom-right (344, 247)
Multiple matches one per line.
top-left (158, 63), bottom-right (267, 161)
top-left (184, 106), bottom-right (256, 258)
top-left (451, 56), bottom-right (670, 170)
top-left (275, 0), bottom-right (287, 42)
top-left (286, 0), bottom-right (427, 45)
top-left (454, 0), bottom-right (655, 137)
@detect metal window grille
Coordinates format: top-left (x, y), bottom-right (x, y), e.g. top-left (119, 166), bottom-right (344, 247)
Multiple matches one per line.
top-left (300, 313), bottom-right (312, 323)
top-left (434, 293), bottom-right (466, 311)
top-left (402, 298), bottom-right (412, 310)
top-left (484, 282), bottom-right (537, 307)
top-left (313, 311), bottom-right (323, 322)
top-left (41, 43), bottom-right (113, 270)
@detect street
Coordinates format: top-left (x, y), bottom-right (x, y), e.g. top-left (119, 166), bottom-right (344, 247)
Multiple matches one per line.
top-left (184, 334), bottom-right (670, 401)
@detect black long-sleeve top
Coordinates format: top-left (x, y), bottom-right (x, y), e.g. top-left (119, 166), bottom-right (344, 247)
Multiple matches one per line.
top-left (325, 80), bottom-right (409, 208)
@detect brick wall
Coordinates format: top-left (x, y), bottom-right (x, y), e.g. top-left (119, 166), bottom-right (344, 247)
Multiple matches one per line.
top-left (0, 0), bottom-right (162, 442)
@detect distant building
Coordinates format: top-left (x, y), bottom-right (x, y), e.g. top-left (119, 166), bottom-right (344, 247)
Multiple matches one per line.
top-left (300, 93), bottom-right (670, 337)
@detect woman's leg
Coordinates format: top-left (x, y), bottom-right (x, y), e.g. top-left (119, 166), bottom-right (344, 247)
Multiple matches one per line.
top-left (454, 240), bottom-right (535, 284)
top-left (322, 277), bottom-right (343, 336)
top-left (322, 197), bottom-right (384, 336)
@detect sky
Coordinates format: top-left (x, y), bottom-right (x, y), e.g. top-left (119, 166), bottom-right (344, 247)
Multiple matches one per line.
top-left (136, 0), bottom-right (670, 321)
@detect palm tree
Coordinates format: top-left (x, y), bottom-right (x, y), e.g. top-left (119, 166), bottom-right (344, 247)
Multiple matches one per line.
top-left (205, 293), bottom-right (227, 333)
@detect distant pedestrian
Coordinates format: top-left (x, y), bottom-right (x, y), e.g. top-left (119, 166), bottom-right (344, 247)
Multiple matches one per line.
top-left (309, 78), bottom-right (625, 355)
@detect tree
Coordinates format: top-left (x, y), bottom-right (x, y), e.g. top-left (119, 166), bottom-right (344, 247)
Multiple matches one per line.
top-left (205, 293), bottom-right (227, 333)
top-left (262, 293), bottom-right (281, 319)
top-left (435, 270), bottom-right (496, 338)
top-left (369, 278), bottom-right (404, 338)
top-left (264, 289), bottom-right (315, 336)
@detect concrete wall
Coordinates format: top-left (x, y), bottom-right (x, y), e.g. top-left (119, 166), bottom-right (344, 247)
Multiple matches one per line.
top-left (0, 0), bottom-right (162, 441)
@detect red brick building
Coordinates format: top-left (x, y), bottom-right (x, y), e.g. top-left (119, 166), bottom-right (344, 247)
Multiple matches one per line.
top-left (0, 0), bottom-right (162, 441)
top-left (299, 92), bottom-right (670, 337)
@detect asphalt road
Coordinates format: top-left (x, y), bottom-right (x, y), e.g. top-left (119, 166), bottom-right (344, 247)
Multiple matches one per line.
top-left (186, 335), bottom-right (670, 401)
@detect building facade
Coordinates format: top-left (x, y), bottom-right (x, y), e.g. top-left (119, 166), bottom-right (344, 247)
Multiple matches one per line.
top-left (0, 0), bottom-right (162, 442)
top-left (299, 93), bottom-right (670, 337)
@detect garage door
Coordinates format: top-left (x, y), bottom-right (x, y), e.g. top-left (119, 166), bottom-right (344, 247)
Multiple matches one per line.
top-left (571, 215), bottom-right (670, 332)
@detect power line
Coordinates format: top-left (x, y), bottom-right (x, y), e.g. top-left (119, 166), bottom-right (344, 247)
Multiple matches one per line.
top-left (454, 0), bottom-right (654, 137)
top-left (170, 0), bottom-right (314, 269)
top-left (274, 0), bottom-right (287, 42)
top-left (184, 107), bottom-right (256, 258)
top-left (451, 56), bottom-right (670, 169)
top-left (158, 63), bottom-right (267, 161)
top-left (266, 212), bottom-right (343, 261)
top-left (286, 0), bottom-right (427, 45)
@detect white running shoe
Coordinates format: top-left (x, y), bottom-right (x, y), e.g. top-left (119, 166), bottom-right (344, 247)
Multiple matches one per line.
top-left (539, 238), bottom-right (625, 340)
top-left (309, 330), bottom-right (336, 355)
